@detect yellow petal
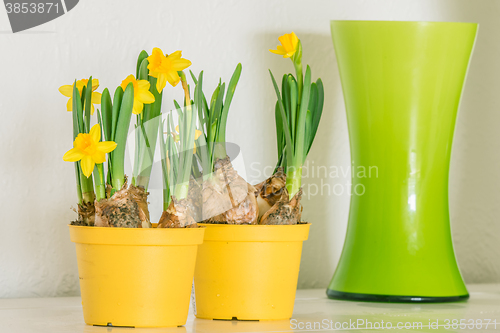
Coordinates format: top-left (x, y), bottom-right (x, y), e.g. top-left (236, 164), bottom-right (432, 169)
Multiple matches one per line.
top-left (156, 73), bottom-right (167, 93)
top-left (59, 85), bottom-right (73, 97)
top-left (278, 34), bottom-right (293, 51)
top-left (121, 74), bottom-right (136, 91)
top-left (269, 46), bottom-right (286, 55)
top-left (132, 100), bottom-right (144, 115)
top-left (148, 48), bottom-right (166, 72)
top-left (149, 70), bottom-right (159, 78)
top-left (89, 123), bottom-right (101, 143)
top-left (175, 125), bottom-right (179, 133)
top-left (166, 71), bottom-right (180, 87)
top-left (90, 79), bottom-right (99, 91)
top-left (63, 147), bottom-right (84, 162)
top-left (80, 155), bottom-right (95, 178)
top-left (172, 58), bottom-right (192, 71)
top-left (91, 151), bottom-right (106, 164)
top-left (66, 98), bottom-right (73, 111)
top-left (194, 129), bottom-right (202, 140)
top-left (90, 103), bottom-right (95, 115)
top-left (168, 50), bottom-right (182, 60)
top-left (137, 80), bottom-right (150, 90)
top-left (96, 141), bottom-right (117, 154)
top-left (91, 92), bottom-right (101, 104)
top-left (138, 89), bottom-right (155, 104)
top-left (290, 32), bottom-right (299, 47)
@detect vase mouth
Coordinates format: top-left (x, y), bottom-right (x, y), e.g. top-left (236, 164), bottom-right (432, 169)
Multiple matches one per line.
top-left (330, 20), bottom-right (478, 26)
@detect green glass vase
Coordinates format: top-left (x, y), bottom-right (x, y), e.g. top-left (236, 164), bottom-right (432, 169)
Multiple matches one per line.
top-left (327, 21), bottom-right (478, 302)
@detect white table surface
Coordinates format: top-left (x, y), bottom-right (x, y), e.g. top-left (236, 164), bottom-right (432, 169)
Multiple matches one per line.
top-left (1, 285), bottom-right (499, 332)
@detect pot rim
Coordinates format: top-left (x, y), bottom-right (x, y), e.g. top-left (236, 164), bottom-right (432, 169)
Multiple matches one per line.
top-left (68, 224), bottom-right (205, 246)
top-left (198, 222), bottom-right (310, 242)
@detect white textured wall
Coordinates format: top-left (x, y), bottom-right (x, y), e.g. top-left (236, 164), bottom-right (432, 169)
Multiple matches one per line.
top-left (0, 0), bottom-right (499, 298)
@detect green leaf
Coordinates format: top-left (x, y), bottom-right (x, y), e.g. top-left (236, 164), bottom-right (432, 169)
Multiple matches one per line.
top-left (159, 120), bottom-right (169, 195)
top-left (193, 71), bottom-right (211, 175)
top-left (288, 75), bottom-right (298, 142)
top-left (173, 99), bottom-right (182, 112)
top-left (209, 85), bottom-right (220, 126)
top-left (218, 63), bottom-right (242, 144)
top-left (148, 76), bottom-right (162, 119)
top-left (101, 88), bottom-right (112, 141)
top-left (275, 101), bottom-right (284, 163)
top-left (72, 80), bottom-right (83, 136)
top-left (110, 82), bottom-right (134, 189)
top-left (304, 82), bottom-right (318, 158)
top-left (212, 83), bottom-right (225, 141)
top-left (269, 70), bottom-right (294, 167)
top-left (111, 86), bottom-right (124, 142)
top-left (136, 50), bottom-right (149, 79)
top-left (84, 76), bottom-right (93, 133)
top-left (294, 65), bottom-right (311, 166)
top-left (282, 74), bottom-right (290, 131)
top-left (306, 78), bottom-right (324, 155)
top-left (189, 70), bottom-right (198, 84)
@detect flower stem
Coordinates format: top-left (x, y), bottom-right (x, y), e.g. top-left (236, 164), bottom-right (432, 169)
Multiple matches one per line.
top-left (80, 179), bottom-right (95, 204)
top-left (294, 61), bottom-right (303, 105)
top-left (174, 181), bottom-right (190, 200)
top-left (93, 164), bottom-right (106, 201)
top-left (74, 163), bottom-right (83, 205)
top-left (180, 71), bottom-right (192, 112)
top-left (292, 40), bottom-right (303, 104)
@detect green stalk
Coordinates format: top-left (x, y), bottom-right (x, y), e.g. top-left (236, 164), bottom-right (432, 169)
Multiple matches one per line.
top-left (80, 165), bottom-right (95, 203)
top-left (286, 166), bottom-right (302, 200)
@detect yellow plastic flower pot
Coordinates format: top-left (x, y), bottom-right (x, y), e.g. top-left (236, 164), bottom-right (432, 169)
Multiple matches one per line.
top-left (194, 223), bottom-right (310, 320)
top-left (69, 225), bottom-right (205, 327)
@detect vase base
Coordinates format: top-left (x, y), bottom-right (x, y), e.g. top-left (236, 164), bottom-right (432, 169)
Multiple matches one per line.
top-left (326, 289), bottom-right (469, 303)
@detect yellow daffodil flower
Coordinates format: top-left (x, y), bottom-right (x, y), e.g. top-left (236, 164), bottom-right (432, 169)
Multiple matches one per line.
top-left (58, 78), bottom-right (102, 114)
top-left (63, 124), bottom-right (117, 178)
top-left (120, 75), bottom-right (155, 115)
top-left (173, 126), bottom-right (202, 153)
top-left (147, 47), bottom-right (192, 93)
top-left (269, 32), bottom-right (299, 58)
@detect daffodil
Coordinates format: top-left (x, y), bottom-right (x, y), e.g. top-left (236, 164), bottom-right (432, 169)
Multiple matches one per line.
top-left (59, 78), bottom-right (102, 114)
top-left (147, 47), bottom-right (192, 93)
top-left (269, 32), bottom-right (299, 58)
top-left (120, 75), bottom-right (155, 115)
top-left (173, 125), bottom-right (202, 153)
top-left (63, 124), bottom-right (117, 178)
